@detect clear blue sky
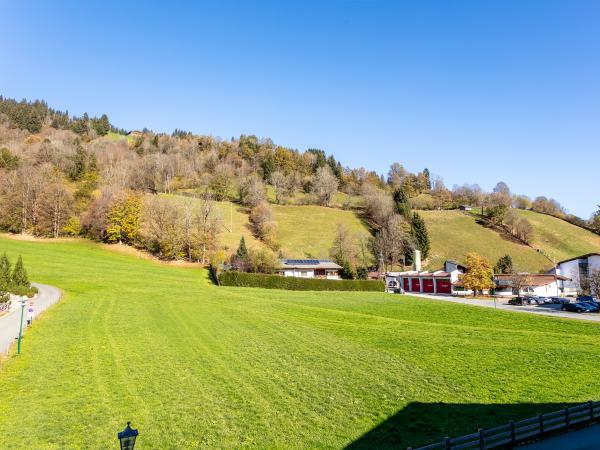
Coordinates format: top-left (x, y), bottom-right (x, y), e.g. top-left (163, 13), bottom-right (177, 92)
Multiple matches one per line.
top-left (1, 0), bottom-right (598, 218)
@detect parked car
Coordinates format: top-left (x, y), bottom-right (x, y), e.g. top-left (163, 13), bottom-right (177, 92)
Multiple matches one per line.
top-left (561, 302), bottom-right (596, 313)
top-left (549, 297), bottom-right (570, 305)
top-left (509, 297), bottom-right (530, 305)
top-left (528, 296), bottom-right (551, 304)
top-left (576, 296), bottom-right (599, 312)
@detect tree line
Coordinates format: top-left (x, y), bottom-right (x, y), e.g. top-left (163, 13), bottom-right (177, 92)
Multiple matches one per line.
top-left (0, 95), bottom-right (598, 270)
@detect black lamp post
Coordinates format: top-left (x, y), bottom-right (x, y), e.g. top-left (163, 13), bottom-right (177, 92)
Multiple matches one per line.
top-left (117, 422), bottom-right (138, 450)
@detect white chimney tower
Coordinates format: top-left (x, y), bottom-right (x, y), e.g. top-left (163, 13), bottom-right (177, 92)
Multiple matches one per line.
top-left (414, 249), bottom-right (422, 271)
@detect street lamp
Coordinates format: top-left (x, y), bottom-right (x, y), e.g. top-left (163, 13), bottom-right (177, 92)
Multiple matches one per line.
top-left (17, 296), bottom-right (26, 354)
top-left (117, 422), bottom-right (139, 450)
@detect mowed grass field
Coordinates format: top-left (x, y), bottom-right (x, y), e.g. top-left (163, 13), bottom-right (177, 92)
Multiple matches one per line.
top-left (0, 236), bottom-right (599, 448)
top-left (420, 210), bottom-right (552, 271)
top-left (516, 209), bottom-right (600, 263)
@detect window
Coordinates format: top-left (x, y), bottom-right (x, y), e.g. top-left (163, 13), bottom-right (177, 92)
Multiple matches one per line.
top-left (579, 261), bottom-right (589, 280)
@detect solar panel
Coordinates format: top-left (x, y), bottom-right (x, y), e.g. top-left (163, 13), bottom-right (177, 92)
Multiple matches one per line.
top-left (285, 259), bottom-right (321, 265)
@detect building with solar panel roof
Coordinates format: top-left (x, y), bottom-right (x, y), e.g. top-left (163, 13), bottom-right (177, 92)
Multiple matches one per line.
top-left (276, 259), bottom-right (342, 280)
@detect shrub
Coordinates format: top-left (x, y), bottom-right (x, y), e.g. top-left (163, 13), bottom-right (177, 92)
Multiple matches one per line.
top-left (218, 271), bottom-right (384, 292)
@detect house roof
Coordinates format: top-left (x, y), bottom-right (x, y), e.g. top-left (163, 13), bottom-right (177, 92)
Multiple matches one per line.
top-left (388, 270), bottom-right (452, 278)
top-left (494, 273), bottom-right (571, 287)
top-left (277, 259), bottom-right (342, 270)
top-left (556, 253), bottom-right (600, 266)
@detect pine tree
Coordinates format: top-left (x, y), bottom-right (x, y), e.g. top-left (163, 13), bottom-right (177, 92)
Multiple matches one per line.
top-left (411, 212), bottom-right (430, 259)
top-left (393, 187), bottom-right (411, 218)
top-left (423, 168), bottom-right (432, 190)
top-left (0, 253), bottom-right (11, 291)
top-left (11, 255), bottom-right (29, 289)
top-left (236, 236), bottom-right (248, 260)
top-left (494, 254), bottom-right (513, 274)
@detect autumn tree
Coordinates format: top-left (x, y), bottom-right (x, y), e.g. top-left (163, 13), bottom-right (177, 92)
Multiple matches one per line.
top-left (311, 166), bottom-right (338, 207)
top-left (105, 193), bottom-right (142, 244)
top-left (462, 252), bottom-right (495, 295)
top-left (38, 178), bottom-right (73, 238)
top-left (249, 201), bottom-right (278, 248)
top-left (370, 215), bottom-right (414, 271)
top-left (329, 223), bottom-right (357, 269)
top-left (270, 170), bottom-right (291, 204)
top-left (239, 175), bottom-right (266, 208)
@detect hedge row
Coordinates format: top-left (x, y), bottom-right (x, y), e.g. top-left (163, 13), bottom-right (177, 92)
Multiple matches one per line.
top-left (218, 271), bottom-right (385, 292)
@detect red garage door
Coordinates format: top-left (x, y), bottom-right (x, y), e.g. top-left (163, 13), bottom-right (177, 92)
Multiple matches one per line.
top-left (436, 278), bottom-right (452, 294)
top-left (403, 278), bottom-right (411, 291)
top-left (411, 278), bottom-right (421, 292)
top-left (423, 279), bottom-right (435, 293)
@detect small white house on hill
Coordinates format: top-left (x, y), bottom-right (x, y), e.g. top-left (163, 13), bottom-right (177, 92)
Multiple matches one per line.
top-left (276, 259), bottom-right (342, 280)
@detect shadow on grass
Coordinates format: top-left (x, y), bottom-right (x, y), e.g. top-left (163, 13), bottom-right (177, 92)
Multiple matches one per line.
top-left (345, 402), bottom-right (580, 450)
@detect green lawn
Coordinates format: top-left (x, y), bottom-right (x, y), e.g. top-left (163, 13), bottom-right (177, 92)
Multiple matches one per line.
top-left (516, 209), bottom-right (600, 263)
top-left (420, 210), bottom-right (552, 271)
top-left (0, 236), bottom-right (599, 449)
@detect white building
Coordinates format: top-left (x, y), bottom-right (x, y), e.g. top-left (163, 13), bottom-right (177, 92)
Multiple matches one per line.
top-left (550, 253), bottom-right (600, 296)
top-left (276, 259), bottom-right (342, 280)
top-left (494, 273), bottom-right (570, 297)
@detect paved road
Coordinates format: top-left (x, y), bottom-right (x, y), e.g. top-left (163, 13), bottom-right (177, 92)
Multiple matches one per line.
top-left (520, 423), bottom-right (600, 449)
top-left (408, 294), bottom-right (600, 323)
top-left (0, 283), bottom-right (62, 355)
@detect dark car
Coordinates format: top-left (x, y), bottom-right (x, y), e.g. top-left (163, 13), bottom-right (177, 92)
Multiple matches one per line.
top-left (549, 296), bottom-right (570, 305)
top-left (577, 296), bottom-right (599, 311)
top-left (561, 302), bottom-right (595, 313)
top-left (509, 297), bottom-right (530, 305)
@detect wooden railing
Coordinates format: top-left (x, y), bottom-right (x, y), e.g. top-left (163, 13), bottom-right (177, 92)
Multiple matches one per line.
top-left (408, 400), bottom-right (599, 450)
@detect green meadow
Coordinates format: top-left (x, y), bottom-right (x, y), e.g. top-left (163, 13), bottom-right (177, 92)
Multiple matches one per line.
top-left (0, 236), bottom-right (599, 449)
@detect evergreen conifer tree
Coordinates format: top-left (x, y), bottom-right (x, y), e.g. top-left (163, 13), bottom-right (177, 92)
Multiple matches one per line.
top-left (494, 254), bottom-right (513, 274)
top-left (411, 212), bottom-right (430, 259)
top-left (0, 253), bottom-right (10, 292)
top-left (393, 187), bottom-right (411, 218)
top-left (236, 236), bottom-right (248, 259)
top-left (11, 255), bottom-right (29, 289)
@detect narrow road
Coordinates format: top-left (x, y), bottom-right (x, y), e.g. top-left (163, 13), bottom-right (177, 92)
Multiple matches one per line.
top-left (408, 293), bottom-right (600, 323)
top-left (520, 423), bottom-right (600, 449)
top-left (0, 283), bottom-right (62, 355)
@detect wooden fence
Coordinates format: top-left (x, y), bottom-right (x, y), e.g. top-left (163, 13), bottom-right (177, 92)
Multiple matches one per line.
top-left (409, 400), bottom-right (599, 450)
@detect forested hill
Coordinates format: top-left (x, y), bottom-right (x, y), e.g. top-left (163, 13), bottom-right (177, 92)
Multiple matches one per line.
top-left (1, 96), bottom-right (599, 274)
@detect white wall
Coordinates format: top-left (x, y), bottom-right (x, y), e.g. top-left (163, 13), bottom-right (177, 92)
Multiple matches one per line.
top-left (557, 255), bottom-right (600, 294)
top-left (283, 269), bottom-right (315, 278)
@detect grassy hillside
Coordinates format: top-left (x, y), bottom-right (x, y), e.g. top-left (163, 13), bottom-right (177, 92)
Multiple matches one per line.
top-left (420, 210), bottom-right (552, 271)
top-left (164, 194), bottom-right (372, 258)
top-left (516, 209), bottom-right (600, 263)
top-left (163, 193), bottom-right (600, 269)
top-left (0, 236), bottom-right (599, 449)
top-left (273, 204), bottom-right (371, 259)
top-left (162, 194), bottom-right (263, 252)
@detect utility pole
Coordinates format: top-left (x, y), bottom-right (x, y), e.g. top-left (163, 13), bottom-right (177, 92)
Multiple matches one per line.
top-left (17, 297), bottom-right (26, 354)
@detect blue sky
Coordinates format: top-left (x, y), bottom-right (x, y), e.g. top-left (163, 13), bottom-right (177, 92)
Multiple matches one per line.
top-left (1, 0), bottom-right (598, 217)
